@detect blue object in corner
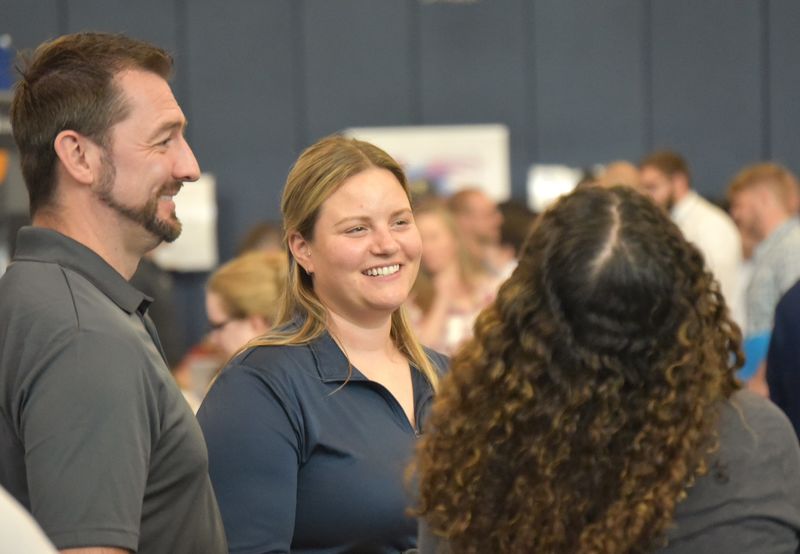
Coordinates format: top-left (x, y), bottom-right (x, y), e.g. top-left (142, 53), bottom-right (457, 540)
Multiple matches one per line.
top-left (740, 331), bottom-right (771, 381)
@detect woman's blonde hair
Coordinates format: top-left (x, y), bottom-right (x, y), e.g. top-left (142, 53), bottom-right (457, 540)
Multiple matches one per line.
top-left (248, 134), bottom-right (439, 389)
top-left (207, 250), bottom-right (287, 325)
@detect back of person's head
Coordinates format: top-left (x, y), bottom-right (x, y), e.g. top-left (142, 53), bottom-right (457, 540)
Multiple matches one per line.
top-left (639, 149), bottom-right (691, 183)
top-left (11, 32), bottom-right (173, 216)
top-left (416, 186), bottom-right (741, 553)
top-left (497, 199), bottom-right (536, 258)
top-left (208, 251), bottom-right (287, 325)
top-left (597, 160), bottom-right (640, 189)
top-left (236, 221), bottom-right (284, 255)
top-left (727, 162), bottom-right (800, 213)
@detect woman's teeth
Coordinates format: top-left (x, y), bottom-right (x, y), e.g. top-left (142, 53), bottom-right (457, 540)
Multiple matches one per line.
top-left (364, 264), bottom-right (400, 277)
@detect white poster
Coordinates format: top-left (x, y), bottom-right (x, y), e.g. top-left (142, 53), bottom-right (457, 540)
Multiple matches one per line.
top-left (345, 124), bottom-right (510, 201)
top-left (151, 173), bottom-right (218, 272)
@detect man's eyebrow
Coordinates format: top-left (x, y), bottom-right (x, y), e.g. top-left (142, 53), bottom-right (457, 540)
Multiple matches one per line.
top-left (149, 118), bottom-right (188, 140)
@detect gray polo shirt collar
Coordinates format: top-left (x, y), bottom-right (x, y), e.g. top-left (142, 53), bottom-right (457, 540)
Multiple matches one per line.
top-left (13, 226), bottom-right (152, 316)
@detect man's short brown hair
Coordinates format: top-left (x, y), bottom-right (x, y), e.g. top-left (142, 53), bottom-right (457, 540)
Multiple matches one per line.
top-left (727, 162), bottom-right (800, 211)
top-left (11, 32), bottom-right (173, 215)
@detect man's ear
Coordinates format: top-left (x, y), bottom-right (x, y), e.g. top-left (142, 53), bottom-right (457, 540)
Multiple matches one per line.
top-left (288, 231), bottom-right (314, 274)
top-left (52, 130), bottom-right (102, 186)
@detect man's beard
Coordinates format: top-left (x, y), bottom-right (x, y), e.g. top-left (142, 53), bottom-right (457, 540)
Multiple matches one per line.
top-left (94, 150), bottom-right (183, 243)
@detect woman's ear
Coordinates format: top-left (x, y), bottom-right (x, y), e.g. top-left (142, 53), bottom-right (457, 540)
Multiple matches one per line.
top-left (288, 231), bottom-right (314, 274)
top-left (53, 130), bottom-right (102, 186)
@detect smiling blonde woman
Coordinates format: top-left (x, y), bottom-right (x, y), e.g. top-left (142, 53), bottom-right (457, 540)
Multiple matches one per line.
top-left (198, 135), bottom-right (446, 554)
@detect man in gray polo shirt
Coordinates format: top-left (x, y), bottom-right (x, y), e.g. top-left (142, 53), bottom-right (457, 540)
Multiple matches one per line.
top-left (0, 33), bottom-right (226, 553)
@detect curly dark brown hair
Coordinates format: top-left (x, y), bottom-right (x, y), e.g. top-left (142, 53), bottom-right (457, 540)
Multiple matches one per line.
top-left (414, 186), bottom-right (742, 553)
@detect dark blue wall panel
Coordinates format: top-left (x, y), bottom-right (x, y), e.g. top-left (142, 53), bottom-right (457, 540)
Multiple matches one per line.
top-left (650, 0), bottom-right (763, 197)
top-left (532, 0), bottom-right (646, 168)
top-left (303, 0), bottom-right (415, 140)
top-left (1, 0), bottom-right (794, 230)
top-left (64, 0), bottom-right (186, 101)
top-left (768, 0), bottom-right (800, 174)
top-left (184, 0), bottom-right (297, 261)
top-left (418, 0), bottom-right (530, 199)
top-left (0, 0), bottom-right (61, 50)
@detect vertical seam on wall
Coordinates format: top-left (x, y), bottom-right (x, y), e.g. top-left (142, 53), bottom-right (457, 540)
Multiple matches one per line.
top-left (292, 0), bottom-right (308, 151)
top-left (524, 0), bottom-right (538, 168)
top-left (174, 0), bottom-right (192, 143)
top-left (761, 0), bottom-right (771, 160)
top-left (409, 0), bottom-right (422, 124)
top-left (57, 0), bottom-right (69, 35)
top-left (643, 0), bottom-right (653, 152)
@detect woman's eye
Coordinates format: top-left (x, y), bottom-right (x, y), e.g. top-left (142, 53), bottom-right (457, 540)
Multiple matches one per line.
top-left (346, 226), bottom-right (367, 234)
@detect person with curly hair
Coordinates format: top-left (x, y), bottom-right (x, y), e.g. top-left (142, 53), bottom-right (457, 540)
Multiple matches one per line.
top-left (415, 186), bottom-right (800, 553)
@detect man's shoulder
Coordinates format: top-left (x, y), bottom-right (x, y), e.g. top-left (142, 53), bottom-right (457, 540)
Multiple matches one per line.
top-left (692, 194), bottom-right (738, 233)
top-left (1, 258), bottom-right (127, 329)
top-left (0, 259), bottom-right (81, 330)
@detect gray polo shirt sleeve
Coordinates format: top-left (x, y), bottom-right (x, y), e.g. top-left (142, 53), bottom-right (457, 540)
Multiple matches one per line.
top-left (21, 328), bottom-right (154, 551)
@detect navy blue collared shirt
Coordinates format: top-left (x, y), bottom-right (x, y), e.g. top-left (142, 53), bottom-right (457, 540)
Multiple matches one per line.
top-left (197, 330), bottom-right (446, 554)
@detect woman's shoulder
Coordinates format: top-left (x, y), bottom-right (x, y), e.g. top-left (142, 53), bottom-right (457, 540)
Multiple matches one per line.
top-left (219, 339), bottom-right (320, 388)
top-left (422, 346), bottom-right (450, 376)
top-left (663, 390), bottom-right (800, 552)
top-left (718, 389), bottom-right (798, 449)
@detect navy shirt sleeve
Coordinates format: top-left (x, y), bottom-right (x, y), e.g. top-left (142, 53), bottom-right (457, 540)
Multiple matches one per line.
top-left (766, 282), bottom-right (800, 439)
top-left (198, 362), bottom-right (302, 554)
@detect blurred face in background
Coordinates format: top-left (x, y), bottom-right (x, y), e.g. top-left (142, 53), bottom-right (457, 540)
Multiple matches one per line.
top-left (416, 211), bottom-right (458, 275)
top-left (729, 186), bottom-right (766, 243)
top-left (205, 290), bottom-right (268, 357)
top-left (458, 191), bottom-right (503, 246)
top-left (639, 166), bottom-right (676, 211)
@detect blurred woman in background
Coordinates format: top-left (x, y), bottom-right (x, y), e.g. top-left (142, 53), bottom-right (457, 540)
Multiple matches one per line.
top-left (205, 250), bottom-right (287, 358)
top-left (408, 200), bottom-right (499, 355)
top-left (415, 186), bottom-right (800, 553)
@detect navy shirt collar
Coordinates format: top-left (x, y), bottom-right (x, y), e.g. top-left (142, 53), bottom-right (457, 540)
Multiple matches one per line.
top-left (309, 330), bottom-right (370, 383)
top-left (13, 226), bottom-right (152, 316)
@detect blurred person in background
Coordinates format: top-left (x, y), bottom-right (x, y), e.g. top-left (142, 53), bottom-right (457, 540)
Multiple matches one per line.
top-left (639, 150), bottom-right (741, 323)
top-left (408, 199), bottom-right (499, 356)
top-left (448, 187), bottom-right (508, 276)
top-left (173, 250), bottom-right (288, 412)
top-left (198, 135), bottom-right (447, 553)
top-left (236, 220), bottom-right (284, 255)
top-left (497, 198), bottom-right (537, 272)
top-left (728, 162), bottom-right (800, 395)
top-left (0, 484), bottom-right (56, 554)
top-left (206, 250), bottom-right (287, 359)
top-left (414, 186), bottom-right (800, 554)
top-left (596, 160), bottom-right (640, 188)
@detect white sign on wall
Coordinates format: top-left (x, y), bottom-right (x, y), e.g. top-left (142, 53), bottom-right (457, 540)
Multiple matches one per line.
top-left (345, 124), bottom-right (510, 202)
top-left (151, 172), bottom-right (218, 272)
